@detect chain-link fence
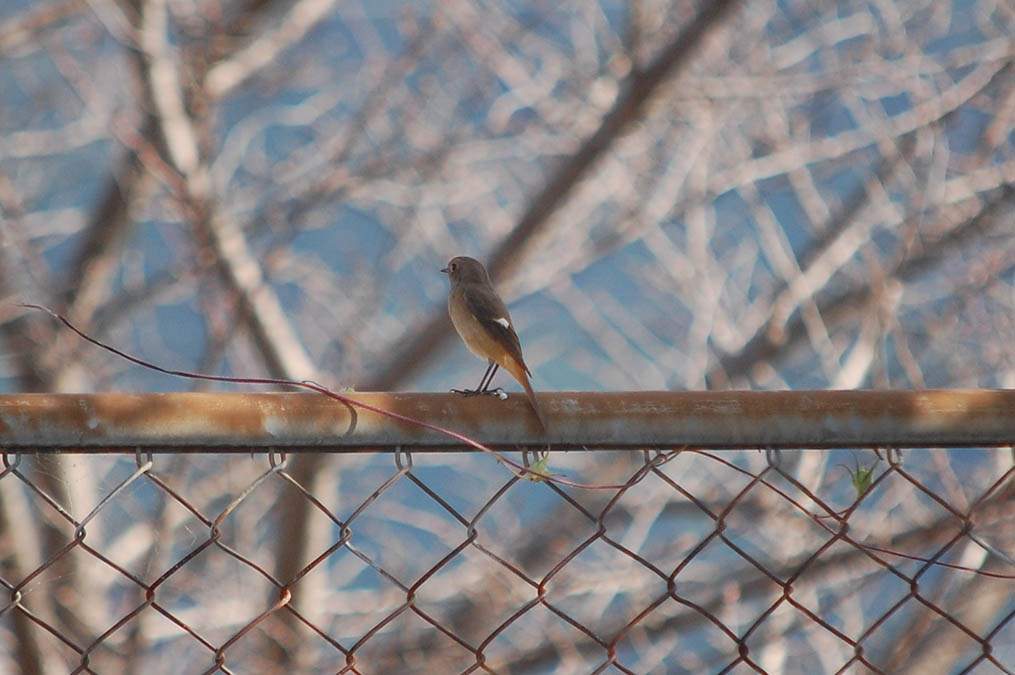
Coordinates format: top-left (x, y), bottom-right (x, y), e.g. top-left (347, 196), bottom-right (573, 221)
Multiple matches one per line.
top-left (2, 392), bottom-right (1013, 674)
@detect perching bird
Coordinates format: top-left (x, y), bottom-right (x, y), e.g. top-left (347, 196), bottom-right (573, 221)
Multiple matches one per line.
top-left (442, 256), bottom-right (547, 430)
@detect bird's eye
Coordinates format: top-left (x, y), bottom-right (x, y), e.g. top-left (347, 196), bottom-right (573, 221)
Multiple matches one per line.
top-left (450, 262), bottom-right (457, 271)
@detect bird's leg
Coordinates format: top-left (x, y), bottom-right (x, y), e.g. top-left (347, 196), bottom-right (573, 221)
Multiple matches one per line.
top-left (452, 362), bottom-right (504, 396)
top-left (478, 362), bottom-right (500, 393)
top-left (478, 363), bottom-right (505, 396)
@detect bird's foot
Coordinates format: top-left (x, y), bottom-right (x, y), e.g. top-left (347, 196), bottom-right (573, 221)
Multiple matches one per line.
top-left (451, 387), bottom-right (505, 397)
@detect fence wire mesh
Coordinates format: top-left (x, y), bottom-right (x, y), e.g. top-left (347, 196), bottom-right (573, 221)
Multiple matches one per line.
top-left (2, 442), bottom-right (1013, 674)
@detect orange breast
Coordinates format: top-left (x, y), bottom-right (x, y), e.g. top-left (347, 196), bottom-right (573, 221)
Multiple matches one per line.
top-left (448, 288), bottom-right (510, 364)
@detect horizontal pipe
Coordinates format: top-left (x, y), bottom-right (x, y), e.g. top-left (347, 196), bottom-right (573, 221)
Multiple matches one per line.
top-left (0, 391), bottom-right (1011, 452)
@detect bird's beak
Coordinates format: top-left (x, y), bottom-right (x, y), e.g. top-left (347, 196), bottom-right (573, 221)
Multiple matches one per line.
top-left (440, 266), bottom-right (449, 274)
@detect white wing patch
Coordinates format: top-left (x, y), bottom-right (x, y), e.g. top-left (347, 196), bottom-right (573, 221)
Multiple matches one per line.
top-left (494, 317), bottom-right (511, 329)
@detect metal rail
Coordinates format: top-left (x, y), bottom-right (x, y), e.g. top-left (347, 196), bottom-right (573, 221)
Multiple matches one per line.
top-left (0, 390), bottom-right (1011, 451)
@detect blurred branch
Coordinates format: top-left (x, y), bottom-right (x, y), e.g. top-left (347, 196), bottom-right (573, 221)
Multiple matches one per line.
top-left (206, 0), bottom-right (340, 98)
top-left (710, 185), bottom-right (1014, 384)
top-left (365, 0), bottom-right (745, 390)
top-left (0, 0), bottom-right (84, 53)
top-left (712, 61), bottom-right (1013, 196)
top-left (138, 0), bottom-right (315, 381)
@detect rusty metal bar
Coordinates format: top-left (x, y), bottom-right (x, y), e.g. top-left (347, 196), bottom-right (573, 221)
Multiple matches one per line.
top-left (0, 390), bottom-right (1011, 452)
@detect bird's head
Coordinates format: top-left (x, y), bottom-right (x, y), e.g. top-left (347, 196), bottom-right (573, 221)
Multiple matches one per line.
top-left (441, 256), bottom-right (490, 284)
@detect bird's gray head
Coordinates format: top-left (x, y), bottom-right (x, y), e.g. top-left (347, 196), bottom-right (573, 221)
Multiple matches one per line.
top-left (441, 256), bottom-right (490, 285)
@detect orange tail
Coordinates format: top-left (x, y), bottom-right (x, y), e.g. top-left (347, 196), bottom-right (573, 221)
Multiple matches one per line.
top-left (502, 357), bottom-right (547, 431)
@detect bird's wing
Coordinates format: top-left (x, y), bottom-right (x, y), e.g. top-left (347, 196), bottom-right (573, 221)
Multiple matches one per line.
top-left (462, 282), bottom-right (530, 374)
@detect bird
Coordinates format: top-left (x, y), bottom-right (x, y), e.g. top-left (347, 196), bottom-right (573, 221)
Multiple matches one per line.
top-left (442, 256), bottom-right (547, 430)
